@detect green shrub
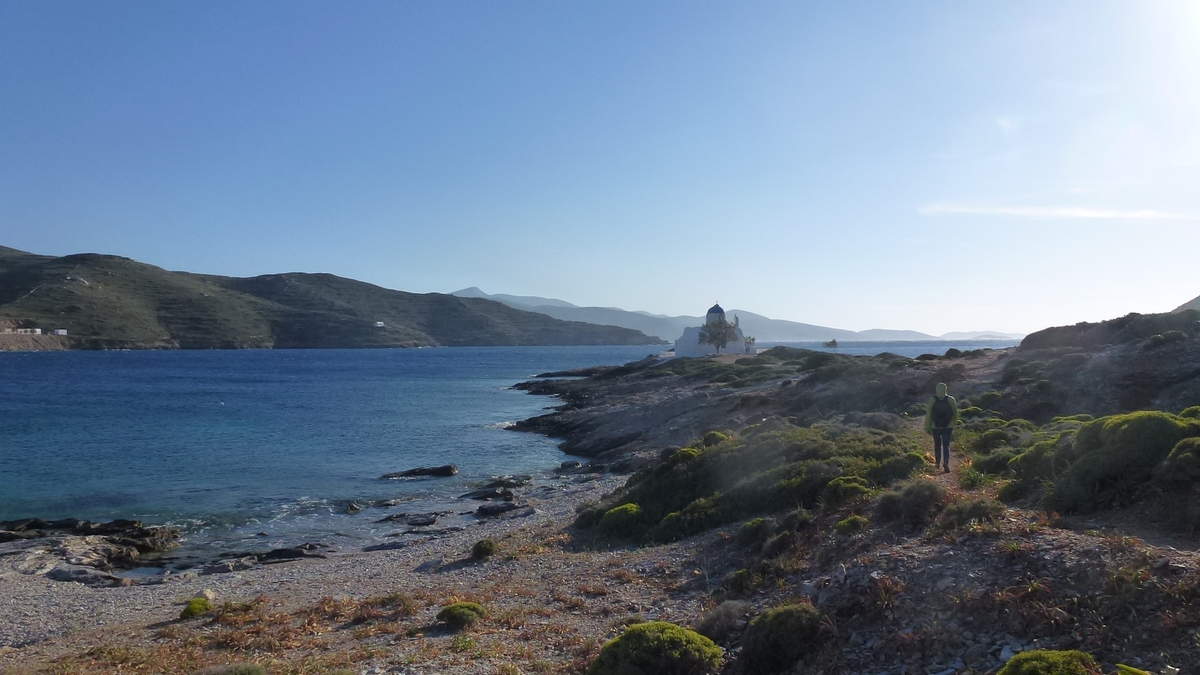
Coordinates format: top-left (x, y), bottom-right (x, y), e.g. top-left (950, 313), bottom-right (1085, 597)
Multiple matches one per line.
top-left (938, 498), bottom-right (1003, 529)
top-left (996, 649), bottom-right (1101, 674)
top-left (736, 517), bottom-right (773, 546)
top-left (575, 505), bottom-right (605, 529)
top-left (959, 406), bottom-right (984, 418)
top-left (958, 468), bottom-right (987, 490)
top-left (702, 431), bottom-right (731, 447)
top-left (741, 603), bottom-right (822, 674)
top-left (1181, 405), bottom-right (1200, 419)
top-left (671, 447), bottom-right (702, 463)
top-left (781, 507), bottom-right (814, 530)
top-left (1051, 411), bottom-right (1200, 512)
top-left (821, 475), bottom-right (872, 507)
top-left (1161, 436), bottom-right (1200, 481)
top-left (998, 479), bottom-right (1032, 503)
top-left (471, 538), bottom-right (497, 560)
top-left (600, 503), bottom-right (644, 537)
top-left (976, 429), bottom-right (1012, 452)
top-left (180, 597), bottom-right (211, 620)
top-left (587, 621), bottom-right (722, 675)
top-left (762, 531), bottom-right (795, 557)
top-left (725, 568), bottom-right (759, 594)
top-left (866, 452), bottom-right (926, 485)
top-left (875, 480), bottom-right (949, 528)
top-left (974, 449), bottom-right (1017, 474)
top-left (436, 602), bottom-right (486, 630)
top-left (693, 600), bottom-right (749, 645)
top-left (834, 514), bottom-right (868, 535)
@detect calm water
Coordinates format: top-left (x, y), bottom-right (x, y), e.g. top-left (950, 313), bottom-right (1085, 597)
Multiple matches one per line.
top-left (0, 346), bottom-right (659, 559)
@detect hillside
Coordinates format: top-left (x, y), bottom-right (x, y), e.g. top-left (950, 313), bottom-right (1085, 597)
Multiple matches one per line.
top-left (1177, 293), bottom-right (1200, 312)
top-left (0, 247), bottom-right (661, 349)
top-left (452, 287), bottom-right (1021, 342)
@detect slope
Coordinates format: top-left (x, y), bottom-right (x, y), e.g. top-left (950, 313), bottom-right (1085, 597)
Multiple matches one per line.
top-left (0, 247), bottom-right (661, 349)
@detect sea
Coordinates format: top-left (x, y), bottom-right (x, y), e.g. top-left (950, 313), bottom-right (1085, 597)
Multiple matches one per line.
top-left (0, 339), bottom-right (1016, 566)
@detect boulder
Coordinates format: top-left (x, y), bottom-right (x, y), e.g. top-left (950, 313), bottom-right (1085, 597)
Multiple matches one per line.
top-left (380, 464), bottom-right (458, 479)
top-left (459, 487), bottom-right (514, 501)
top-left (405, 514), bottom-right (437, 527)
top-left (476, 502), bottom-right (522, 517)
top-left (46, 564), bottom-right (121, 587)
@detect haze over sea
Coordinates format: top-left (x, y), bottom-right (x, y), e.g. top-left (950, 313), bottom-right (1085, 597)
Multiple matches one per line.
top-left (0, 340), bottom-right (1014, 563)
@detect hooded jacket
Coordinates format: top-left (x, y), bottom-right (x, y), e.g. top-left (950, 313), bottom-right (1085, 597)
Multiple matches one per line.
top-left (924, 382), bottom-right (959, 433)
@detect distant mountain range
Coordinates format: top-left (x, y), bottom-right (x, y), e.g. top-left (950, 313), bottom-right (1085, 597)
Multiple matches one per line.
top-left (451, 287), bottom-right (1024, 342)
top-left (0, 247), bottom-right (662, 349)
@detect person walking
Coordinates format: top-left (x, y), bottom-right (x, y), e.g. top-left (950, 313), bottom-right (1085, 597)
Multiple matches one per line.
top-left (924, 382), bottom-right (959, 473)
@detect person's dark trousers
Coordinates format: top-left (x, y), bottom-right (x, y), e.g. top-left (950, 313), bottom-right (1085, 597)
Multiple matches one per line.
top-left (932, 428), bottom-right (952, 468)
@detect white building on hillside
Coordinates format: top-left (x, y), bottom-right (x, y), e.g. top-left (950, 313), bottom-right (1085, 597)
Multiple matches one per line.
top-left (674, 303), bottom-right (750, 357)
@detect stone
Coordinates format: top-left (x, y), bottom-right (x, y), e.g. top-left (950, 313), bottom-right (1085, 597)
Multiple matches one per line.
top-left (380, 464), bottom-right (458, 479)
top-left (194, 589), bottom-right (217, 602)
top-left (345, 502), bottom-right (363, 514)
top-left (201, 556), bottom-right (257, 574)
top-left (459, 487), bottom-right (514, 501)
top-left (362, 541), bottom-right (408, 552)
top-left (405, 514), bottom-right (437, 527)
top-left (46, 564), bottom-right (121, 586)
top-left (475, 502), bottom-right (521, 517)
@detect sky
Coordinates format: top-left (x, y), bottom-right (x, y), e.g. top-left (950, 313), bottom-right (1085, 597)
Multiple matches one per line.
top-left (2, 1), bottom-right (1198, 335)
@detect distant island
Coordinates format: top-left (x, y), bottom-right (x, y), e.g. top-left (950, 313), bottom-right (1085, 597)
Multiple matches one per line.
top-left (452, 287), bottom-right (1026, 342)
top-left (0, 246), bottom-right (663, 350)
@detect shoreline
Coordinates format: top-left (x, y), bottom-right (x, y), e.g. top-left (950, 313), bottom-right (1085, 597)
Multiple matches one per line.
top-left (0, 473), bottom-right (629, 655)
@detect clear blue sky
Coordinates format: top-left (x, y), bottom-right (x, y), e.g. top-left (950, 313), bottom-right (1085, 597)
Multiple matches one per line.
top-left (3, 1), bottom-right (1198, 335)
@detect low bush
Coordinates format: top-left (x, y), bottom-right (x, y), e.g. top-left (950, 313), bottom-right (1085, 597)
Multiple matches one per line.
top-left (180, 597), bottom-right (211, 620)
top-left (1180, 405), bottom-right (1200, 419)
top-left (835, 514), bottom-right (868, 535)
top-left (599, 503), bottom-right (643, 537)
top-left (587, 621), bottom-right (723, 675)
top-left (974, 449), bottom-right (1017, 475)
top-left (762, 531), bottom-right (795, 557)
top-left (724, 568), bottom-right (759, 594)
top-left (736, 517), bottom-right (773, 546)
top-left (781, 507), bottom-right (814, 530)
top-left (996, 649), bottom-right (1101, 674)
top-left (1160, 437), bottom-right (1200, 481)
top-left (1050, 411), bottom-right (1200, 512)
top-left (694, 600), bottom-right (749, 644)
top-left (702, 431), bottom-right (731, 447)
top-left (976, 429), bottom-right (1012, 452)
top-left (471, 538), bottom-right (497, 560)
top-left (822, 475), bottom-right (872, 507)
top-left (938, 498), bottom-right (1003, 530)
top-left (958, 468), bottom-right (987, 490)
top-left (741, 603), bottom-right (823, 674)
top-left (436, 602), bottom-right (486, 630)
top-left (865, 452), bottom-right (926, 485)
top-left (875, 480), bottom-right (949, 529)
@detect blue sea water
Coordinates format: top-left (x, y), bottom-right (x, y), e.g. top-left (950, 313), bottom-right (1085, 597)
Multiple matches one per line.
top-left (0, 340), bottom-right (1015, 561)
top-left (0, 346), bottom-right (659, 559)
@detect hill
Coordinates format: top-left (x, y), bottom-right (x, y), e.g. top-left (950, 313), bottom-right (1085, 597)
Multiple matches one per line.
top-left (451, 288), bottom-right (1020, 342)
top-left (1176, 293), bottom-right (1200, 312)
top-left (0, 247), bottom-right (661, 349)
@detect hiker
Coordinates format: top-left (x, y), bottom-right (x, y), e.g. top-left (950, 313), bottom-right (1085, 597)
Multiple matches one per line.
top-left (924, 382), bottom-right (959, 473)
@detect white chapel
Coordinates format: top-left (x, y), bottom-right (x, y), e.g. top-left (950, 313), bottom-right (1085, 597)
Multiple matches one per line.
top-left (674, 303), bottom-right (750, 357)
